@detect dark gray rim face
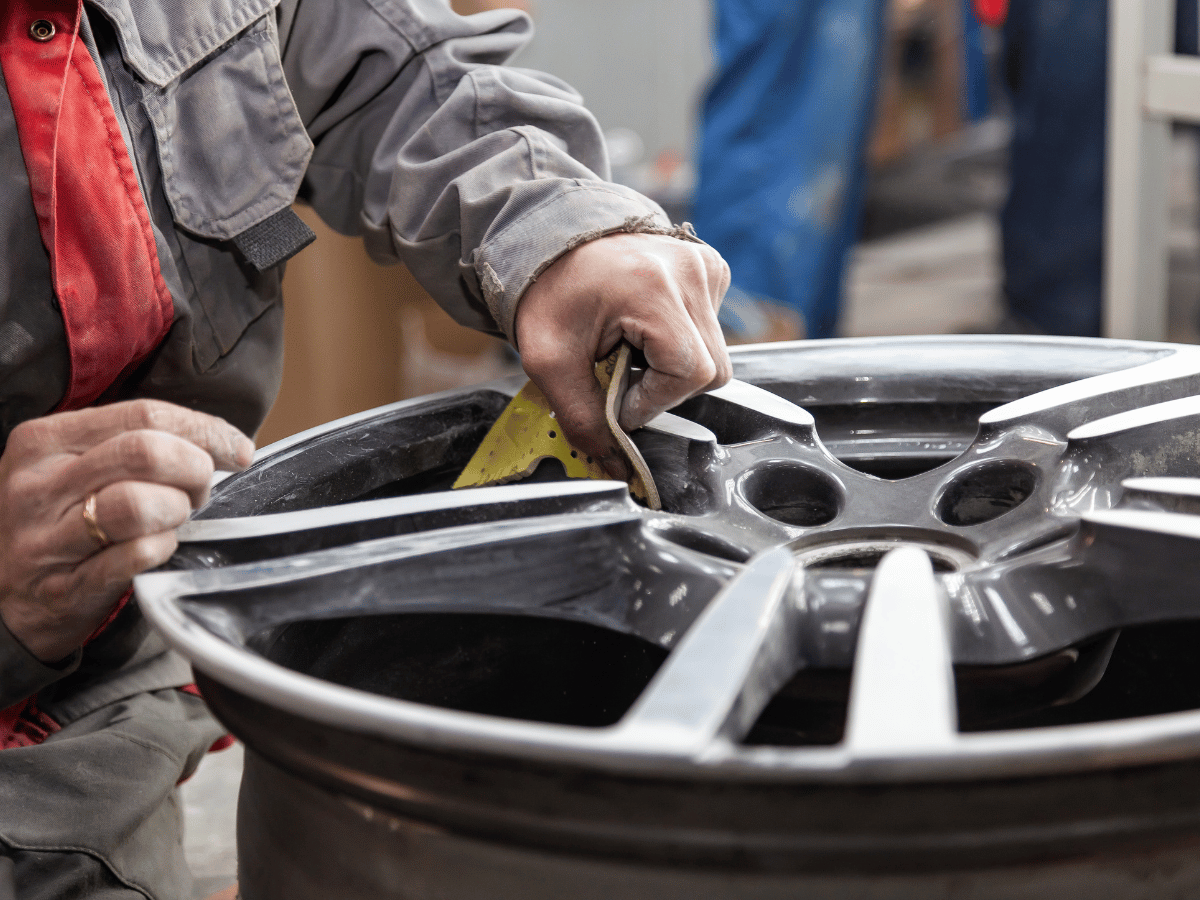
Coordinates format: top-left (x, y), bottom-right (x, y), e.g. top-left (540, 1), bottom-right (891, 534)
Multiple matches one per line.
top-left (136, 335), bottom-right (1200, 783)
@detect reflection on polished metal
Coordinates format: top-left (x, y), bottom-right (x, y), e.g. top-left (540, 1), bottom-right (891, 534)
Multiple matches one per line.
top-left (137, 337), bottom-right (1200, 899)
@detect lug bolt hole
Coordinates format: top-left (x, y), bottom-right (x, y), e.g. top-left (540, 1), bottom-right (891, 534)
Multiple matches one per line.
top-left (937, 461), bottom-right (1037, 527)
top-left (743, 463), bottom-right (840, 527)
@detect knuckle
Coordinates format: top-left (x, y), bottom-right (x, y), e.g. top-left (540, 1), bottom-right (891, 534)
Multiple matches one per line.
top-left (7, 418), bottom-right (49, 456)
top-left (108, 483), bottom-right (151, 535)
top-left (6, 468), bottom-right (44, 506)
top-left (700, 243), bottom-right (724, 269)
top-left (713, 354), bottom-right (734, 386)
top-left (646, 253), bottom-right (676, 286)
top-left (691, 353), bottom-right (718, 387)
top-left (128, 534), bottom-right (176, 574)
top-left (6, 420), bottom-right (33, 451)
top-left (696, 243), bottom-right (727, 285)
top-left (124, 398), bottom-right (173, 433)
top-left (6, 419), bottom-right (32, 448)
top-left (128, 542), bottom-right (157, 573)
top-left (111, 482), bottom-right (202, 540)
top-left (144, 489), bottom-right (188, 532)
top-left (201, 417), bottom-right (226, 449)
top-left (195, 451), bottom-right (216, 485)
top-left (119, 430), bottom-right (164, 472)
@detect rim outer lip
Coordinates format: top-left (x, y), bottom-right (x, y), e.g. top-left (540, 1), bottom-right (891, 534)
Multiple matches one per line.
top-left (138, 564), bottom-right (1200, 784)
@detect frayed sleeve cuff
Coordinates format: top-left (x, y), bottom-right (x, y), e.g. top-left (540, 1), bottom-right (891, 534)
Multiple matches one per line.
top-left (473, 181), bottom-right (703, 344)
top-left (0, 616), bottom-right (81, 710)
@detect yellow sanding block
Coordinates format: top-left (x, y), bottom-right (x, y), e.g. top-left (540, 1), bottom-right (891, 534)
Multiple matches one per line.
top-left (453, 342), bottom-right (661, 509)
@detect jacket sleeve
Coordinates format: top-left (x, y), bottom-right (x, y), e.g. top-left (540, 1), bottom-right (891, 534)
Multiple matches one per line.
top-left (0, 616), bottom-right (80, 710)
top-left (277, 0), bottom-right (673, 343)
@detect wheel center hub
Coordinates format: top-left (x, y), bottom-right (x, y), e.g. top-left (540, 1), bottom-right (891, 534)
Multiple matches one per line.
top-left (791, 528), bottom-right (978, 573)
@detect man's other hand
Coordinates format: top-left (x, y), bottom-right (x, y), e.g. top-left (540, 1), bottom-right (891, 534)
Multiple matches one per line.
top-left (514, 232), bottom-right (732, 479)
top-left (0, 399), bottom-right (255, 663)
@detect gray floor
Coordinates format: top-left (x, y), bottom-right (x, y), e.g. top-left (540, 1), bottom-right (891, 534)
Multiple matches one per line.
top-left (843, 211), bottom-right (1003, 337)
top-left (181, 742), bottom-right (242, 898)
top-left (177, 132), bottom-right (1200, 899)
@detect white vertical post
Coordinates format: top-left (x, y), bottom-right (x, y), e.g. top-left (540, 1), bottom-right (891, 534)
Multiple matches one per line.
top-left (1105, 0), bottom-right (1173, 341)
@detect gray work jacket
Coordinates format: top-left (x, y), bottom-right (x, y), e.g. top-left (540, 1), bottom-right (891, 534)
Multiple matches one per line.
top-left (0, 0), bottom-right (671, 729)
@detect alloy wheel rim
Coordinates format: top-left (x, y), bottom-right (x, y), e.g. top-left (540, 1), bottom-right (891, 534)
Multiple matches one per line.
top-left (137, 335), bottom-right (1200, 782)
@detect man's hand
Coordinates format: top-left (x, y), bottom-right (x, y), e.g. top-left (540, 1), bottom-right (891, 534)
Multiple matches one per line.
top-left (0, 399), bottom-right (254, 663)
top-left (515, 232), bottom-right (732, 478)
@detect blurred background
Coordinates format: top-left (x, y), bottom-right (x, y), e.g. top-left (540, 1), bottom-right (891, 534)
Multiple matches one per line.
top-left (257, 0), bottom-right (1200, 442)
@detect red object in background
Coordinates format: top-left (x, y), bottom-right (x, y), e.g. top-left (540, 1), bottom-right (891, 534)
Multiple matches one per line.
top-left (974, 0), bottom-right (1009, 27)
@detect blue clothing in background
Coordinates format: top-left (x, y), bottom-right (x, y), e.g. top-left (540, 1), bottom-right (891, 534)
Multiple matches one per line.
top-left (1001, 0), bottom-right (1197, 337)
top-left (1000, 0), bottom-right (1109, 336)
top-left (961, 0), bottom-right (990, 122)
top-left (691, 0), bottom-right (888, 338)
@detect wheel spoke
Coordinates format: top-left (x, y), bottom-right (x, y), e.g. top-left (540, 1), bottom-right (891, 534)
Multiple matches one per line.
top-left (151, 506), bottom-right (739, 664)
top-left (156, 510), bottom-right (645, 641)
top-left (1121, 476), bottom-right (1200, 514)
top-left (175, 481), bottom-right (633, 566)
top-left (1051, 396), bottom-right (1200, 515)
top-left (706, 380), bottom-right (818, 428)
top-left (845, 547), bottom-right (957, 756)
top-left (1075, 508), bottom-right (1200, 627)
top-left (609, 548), bottom-right (797, 755)
top-left (1067, 394), bottom-right (1200, 445)
top-left (676, 379), bottom-right (820, 444)
top-left (980, 350), bottom-right (1200, 438)
top-left (642, 411), bottom-right (720, 442)
top-left (948, 504), bottom-right (1200, 665)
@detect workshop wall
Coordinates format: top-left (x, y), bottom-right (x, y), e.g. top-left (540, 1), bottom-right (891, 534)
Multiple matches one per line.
top-left (511, 0), bottom-right (713, 212)
top-left (256, 206), bottom-right (513, 447)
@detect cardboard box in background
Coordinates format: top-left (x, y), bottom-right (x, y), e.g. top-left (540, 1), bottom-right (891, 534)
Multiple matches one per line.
top-left (256, 205), bottom-right (514, 447)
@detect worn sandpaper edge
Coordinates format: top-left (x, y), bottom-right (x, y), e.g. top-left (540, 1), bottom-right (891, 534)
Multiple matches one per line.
top-left (604, 342), bottom-right (662, 510)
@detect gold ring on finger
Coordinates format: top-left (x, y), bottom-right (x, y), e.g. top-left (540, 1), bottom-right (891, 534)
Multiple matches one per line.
top-left (83, 493), bottom-right (111, 549)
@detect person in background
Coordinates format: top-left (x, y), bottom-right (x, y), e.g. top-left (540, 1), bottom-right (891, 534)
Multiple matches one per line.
top-left (991, 0), bottom-right (1196, 336)
top-left (690, 0), bottom-right (890, 341)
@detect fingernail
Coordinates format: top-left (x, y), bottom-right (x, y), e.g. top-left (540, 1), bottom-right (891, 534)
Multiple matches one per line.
top-left (230, 434), bottom-right (255, 469)
top-left (617, 411), bottom-right (641, 434)
top-left (618, 391), bottom-right (654, 434)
